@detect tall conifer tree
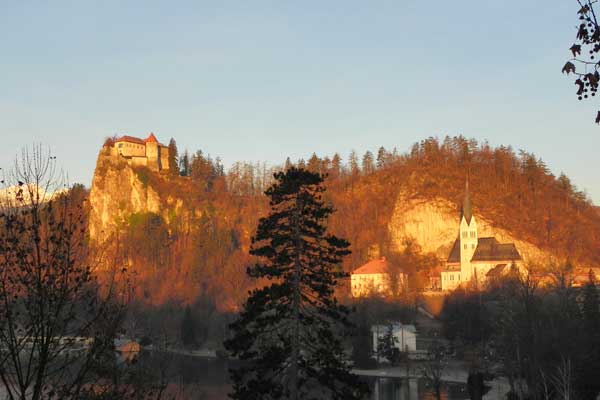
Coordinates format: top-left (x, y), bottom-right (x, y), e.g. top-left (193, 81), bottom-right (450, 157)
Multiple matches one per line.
top-left (167, 138), bottom-right (179, 175)
top-left (225, 167), bottom-right (367, 400)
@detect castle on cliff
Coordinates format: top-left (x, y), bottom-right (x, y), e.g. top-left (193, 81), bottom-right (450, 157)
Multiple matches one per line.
top-left (109, 133), bottom-right (170, 172)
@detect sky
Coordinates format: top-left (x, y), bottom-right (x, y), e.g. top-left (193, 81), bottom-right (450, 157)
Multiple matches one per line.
top-left (1, 1), bottom-right (599, 203)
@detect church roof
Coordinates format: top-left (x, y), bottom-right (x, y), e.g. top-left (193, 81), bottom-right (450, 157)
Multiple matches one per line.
top-left (447, 239), bottom-right (462, 263)
top-left (447, 237), bottom-right (522, 264)
top-left (486, 263), bottom-right (508, 277)
top-left (461, 178), bottom-right (473, 225)
top-left (471, 237), bottom-right (521, 262)
top-left (352, 257), bottom-right (402, 275)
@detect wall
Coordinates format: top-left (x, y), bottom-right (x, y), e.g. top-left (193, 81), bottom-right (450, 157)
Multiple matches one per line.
top-left (116, 141), bottom-right (146, 158)
top-left (351, 273), bottom-right (406, 297)
top-left (130, 157), bottom-right (148, 167)
top-left (160, 145), bottom-right (169, 170)
top-left (441, 270), bottom-right (462, 291)
top-left (146, 142), bottom-right (159, 171)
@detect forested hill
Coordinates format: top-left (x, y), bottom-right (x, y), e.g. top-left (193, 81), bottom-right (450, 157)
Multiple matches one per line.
top-left (87, 136), bottom-right (600, 309)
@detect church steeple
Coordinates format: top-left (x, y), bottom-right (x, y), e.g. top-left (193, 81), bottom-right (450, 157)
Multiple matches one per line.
top-left (458, 175), bottom-right (477, 283)
top-left (461, 177), bottom-right (473, 225)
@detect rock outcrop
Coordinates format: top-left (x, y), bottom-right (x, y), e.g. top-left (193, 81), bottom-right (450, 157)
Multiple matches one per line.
top-left (388, 191), bottom-right (558, 266)
top-left (88, 146), bottom-right (187, 242)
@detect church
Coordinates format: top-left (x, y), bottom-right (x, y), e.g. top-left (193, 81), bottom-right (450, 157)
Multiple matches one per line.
top-left (441, 180), bottom-right (522, 291)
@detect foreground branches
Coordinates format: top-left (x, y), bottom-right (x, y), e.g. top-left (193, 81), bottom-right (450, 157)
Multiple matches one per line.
top-left (0, 145), bottom-right (129, 400)
top-left (563, 1), bottom-right (600, 123)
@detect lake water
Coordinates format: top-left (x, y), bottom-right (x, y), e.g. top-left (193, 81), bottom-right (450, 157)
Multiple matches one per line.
top-left (140, 351), bottom-right (470, 400)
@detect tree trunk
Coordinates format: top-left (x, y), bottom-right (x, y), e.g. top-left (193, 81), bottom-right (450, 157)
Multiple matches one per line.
top-left (290, 197), bottom-right (302, 400)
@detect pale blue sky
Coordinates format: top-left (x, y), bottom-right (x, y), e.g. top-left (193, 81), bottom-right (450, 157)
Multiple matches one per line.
top-left (1, 1), bottom-right (599, 203)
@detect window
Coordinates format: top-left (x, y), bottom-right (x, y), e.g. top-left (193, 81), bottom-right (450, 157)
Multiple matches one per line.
top-left (464, 244), bottom-right (467, 249)
top-left (470, 231), bottom-right (475, 238)
top-left (462, 231), bottom-right (467, 238)
top-left (471, 244), bottom-right (475, 249)
top-left (450, 275), bottom-right (453, 281)
top-left (118, 143), bottom-right (123, 148)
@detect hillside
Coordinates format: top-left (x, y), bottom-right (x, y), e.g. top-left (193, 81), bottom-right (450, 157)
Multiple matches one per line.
top-left (88, 144), bottom-right (265, 310)
top-left (88, 136), bottom-right (600, 309)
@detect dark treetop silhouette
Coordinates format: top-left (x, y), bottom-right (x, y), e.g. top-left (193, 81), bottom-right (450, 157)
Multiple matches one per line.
top-left (224, 167), bottom-right (368, 400)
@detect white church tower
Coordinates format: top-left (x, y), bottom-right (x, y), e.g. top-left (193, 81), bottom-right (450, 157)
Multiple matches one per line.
top-left (459, 179), bottom-right (478, 283)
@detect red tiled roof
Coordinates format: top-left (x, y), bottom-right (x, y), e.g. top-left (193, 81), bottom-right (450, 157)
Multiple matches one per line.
top-left (352, 257), bottom-right (397, 275)
top-left (114, 133), bottom-right (165, 146)
top-left (115, 135), bottom-right (145, 145)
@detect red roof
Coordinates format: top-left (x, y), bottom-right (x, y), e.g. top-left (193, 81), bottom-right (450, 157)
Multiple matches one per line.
top-left (115, 135), bottom-right (146, 145)
top-left (352, 257), bottom-right (393, 275)
top-left (114, 133), bottom-right (164, 146)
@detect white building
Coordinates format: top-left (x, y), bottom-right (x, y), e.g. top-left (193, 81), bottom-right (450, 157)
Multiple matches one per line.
top-left (441, 180), bottom-right (521, 291)
top-left (371, 323), bottom-right (417, 357)
top-left (351, 257), bottom-right (408, 297)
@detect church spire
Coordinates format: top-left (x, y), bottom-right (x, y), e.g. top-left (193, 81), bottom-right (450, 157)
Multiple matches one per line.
top-left (462, 176), bottom-right (473, 225)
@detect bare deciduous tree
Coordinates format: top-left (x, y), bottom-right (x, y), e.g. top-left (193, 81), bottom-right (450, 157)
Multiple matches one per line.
top-left (0, 145), bottom-right (129, 399)
top-left (420, 340), bottom-right (447, 400)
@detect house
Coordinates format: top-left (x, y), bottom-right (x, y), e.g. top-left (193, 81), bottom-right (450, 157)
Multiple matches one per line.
top-left (351, 257), bottom-right (407, 297)
top-left (111, 133), bottom-right (170, 172)
top-left (371, 323), bottom-right (417, 358)
top-left (441, 180), bottom-right (522, 291)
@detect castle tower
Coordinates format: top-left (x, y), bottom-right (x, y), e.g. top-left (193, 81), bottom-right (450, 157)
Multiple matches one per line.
top-left (145, 133), bottom-right (161, 171)
top-left (459, 178), bottom-right (478, 282)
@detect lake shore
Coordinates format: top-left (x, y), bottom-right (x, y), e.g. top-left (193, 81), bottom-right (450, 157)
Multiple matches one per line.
top-left (354, 360), bottom-right (510, 400)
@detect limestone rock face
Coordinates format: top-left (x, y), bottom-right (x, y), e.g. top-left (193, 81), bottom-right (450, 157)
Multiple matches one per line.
top-left (388, 192), bottom-right (556, 266)
top-left (88, 147), bottom-right (178, 242)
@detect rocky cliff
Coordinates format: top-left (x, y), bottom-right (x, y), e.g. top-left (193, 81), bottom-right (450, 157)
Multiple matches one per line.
top-left (88, 147), bottom-right (190, 242)
top-left (388, 191), bottom-right (558, 266)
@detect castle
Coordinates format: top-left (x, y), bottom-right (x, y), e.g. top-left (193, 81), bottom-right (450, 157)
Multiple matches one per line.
top-left (441, 180), bottom-right (522, 291)
top-left (110, 133), bottom-right (170, 172)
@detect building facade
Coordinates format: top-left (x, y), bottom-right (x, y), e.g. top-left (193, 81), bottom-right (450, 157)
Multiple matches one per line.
top-left (441, 180), bottom-right (522, 291)
top-left (351, 257), bottom-right (408, 297)
top-left (112, 133), bottom-right (170, 172)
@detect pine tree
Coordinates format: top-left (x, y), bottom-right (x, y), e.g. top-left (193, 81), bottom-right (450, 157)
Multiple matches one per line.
top-left (284, 157), bottom-right (293, 171)
top-left (376, 324), bottom-right (400, 366)
top-left (179, 150), bottom-right (190, 177)
top-left (224, 167), bottom-right (368, 400)
top-left (167, 138), bottom-right (179, 175)
top-left (330, 153), bottom-right (342, 179)
top-left (307, 153), bottom-right (321, 173)
top-left (348, 151), bottom-right (360, 177)
top-left (376, 146), bottom-right (387, 169)
top-left (362, 151), bottom-right (375, 175)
